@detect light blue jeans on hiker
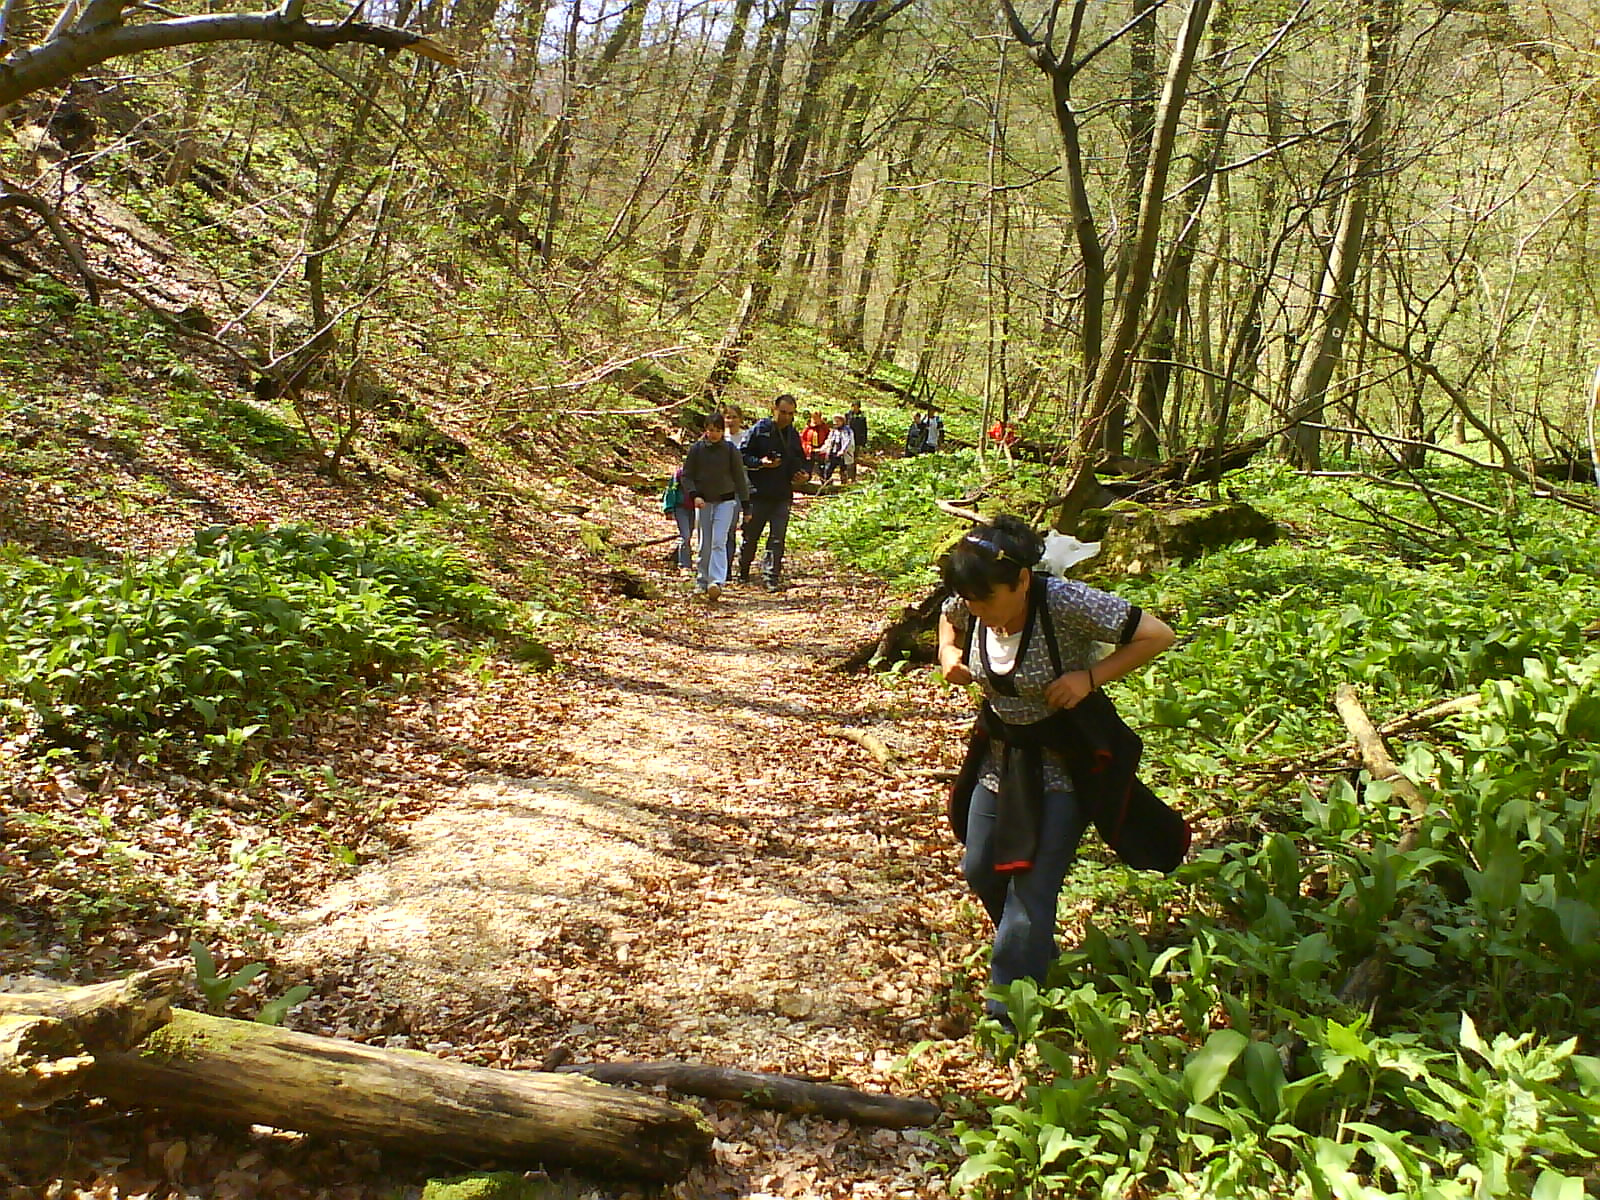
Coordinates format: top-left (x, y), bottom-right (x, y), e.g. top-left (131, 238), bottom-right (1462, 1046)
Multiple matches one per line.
top-left (962, 780), bottom-right (1088, 1020)
top-left (695, 499), bottom-right (739, 590)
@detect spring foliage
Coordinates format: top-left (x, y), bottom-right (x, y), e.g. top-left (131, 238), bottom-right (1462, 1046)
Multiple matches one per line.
top-left (0, 524), bottom-right (504, 762)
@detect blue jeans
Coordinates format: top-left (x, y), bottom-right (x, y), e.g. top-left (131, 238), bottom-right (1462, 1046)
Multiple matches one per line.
top-left (739, 496), bottom-right (791, 585)
top-left (963, 780), bottom-right (1088, 1017)
top-left (694, 499), bottom-right (739, 590)
top-left (674, 506), bottom-right (695, 568)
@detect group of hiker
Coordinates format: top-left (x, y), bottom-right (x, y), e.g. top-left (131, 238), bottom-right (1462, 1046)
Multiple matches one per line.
top-left (666, 394), bottom-right (968, 601)
top-left (666, 393), bottom-right (869, 599)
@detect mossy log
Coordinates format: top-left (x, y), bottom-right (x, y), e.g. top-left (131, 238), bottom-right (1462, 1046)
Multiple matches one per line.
top-left (1076, 498), bottom-right (1276, 576)
top-left (0, 965), bottom-right (181, 1114)
top-left (558, 1060), bottom-right (940, 1128)
top-left (88, 1009), bottom-right (710, 1182)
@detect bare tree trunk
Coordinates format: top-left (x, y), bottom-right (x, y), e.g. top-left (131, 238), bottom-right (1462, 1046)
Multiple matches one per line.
top-left (539, 0), bottom-right (647, 263)
top-left (660, 0), bottom-right (757, 287)
top-left (679, 0), bottom-right (796, 291)
top-left (1132, 0), bottom-right (1234, 459)
top-left (867, 148), bottom-right (933, 370)
top-left (702, 0), bottom-right (913, 398)
top-left (1058, 0), bottom-right (1215, 524)
top-left (1103, 0), bottom-right (1161, 457)
top-left (1284, 0), bottom-right (1397, 469)
top-left (822, 82), bottom-right (871, 334)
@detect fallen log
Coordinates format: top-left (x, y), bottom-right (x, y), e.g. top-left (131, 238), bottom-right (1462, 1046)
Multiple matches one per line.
top-left (1247, 692), bottom-right (1481, 782)
top-left (88, 1008), bottom-right (710, 1182)
top-left (0, 965), bottom-right (181, 1114)
top-left (1329, 685), bottom-right (1435, 1012)
top-left (838, 587), bottom-right (947, 672)
top-left (557, 1060), bottom-right (940, 1128)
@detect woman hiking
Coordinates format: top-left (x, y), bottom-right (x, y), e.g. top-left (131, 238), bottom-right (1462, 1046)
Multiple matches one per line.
top-left (936, 515), bottom-right (1186, 1027)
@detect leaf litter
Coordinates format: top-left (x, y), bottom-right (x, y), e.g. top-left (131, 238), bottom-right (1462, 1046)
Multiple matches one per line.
top-left (0, 462), bottom-right (1020, 1199)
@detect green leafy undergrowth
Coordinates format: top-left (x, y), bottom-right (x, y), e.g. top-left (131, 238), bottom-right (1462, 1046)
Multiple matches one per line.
top-left (955, 650), bottom-right (1600, 1197)
top-left (0, 524), bottom-right (505, 763)
top-left (943, 467), bottom-right (1600, 1198)
top-left (799, 450), bottom-right (1050, 591)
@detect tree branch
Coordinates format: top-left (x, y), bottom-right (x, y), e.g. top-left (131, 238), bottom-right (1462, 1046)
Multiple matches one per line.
top-left (0, 11), bottom-right (456, 107)
top-left (0, 188), bottom-right (100, 302)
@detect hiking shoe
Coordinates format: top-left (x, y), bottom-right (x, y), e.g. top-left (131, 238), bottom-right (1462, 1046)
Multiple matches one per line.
top-left (706, 582), bottom-right (722, 602)
top-left (763, 579), bottom-right (785, 593)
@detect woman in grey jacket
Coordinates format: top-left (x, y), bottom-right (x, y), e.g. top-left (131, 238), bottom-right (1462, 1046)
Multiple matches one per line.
top-left (681, 411), bottom-right (751, 601)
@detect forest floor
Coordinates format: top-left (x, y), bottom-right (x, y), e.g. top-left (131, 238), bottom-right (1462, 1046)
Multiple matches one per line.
top-left (1, 461), bottom-right (1026, 1199)
top-left (274, 529), bottom-right (999, 1199)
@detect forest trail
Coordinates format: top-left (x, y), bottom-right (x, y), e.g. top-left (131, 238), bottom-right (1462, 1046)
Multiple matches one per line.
top-left (279, 536), bottom-right (985, 1198)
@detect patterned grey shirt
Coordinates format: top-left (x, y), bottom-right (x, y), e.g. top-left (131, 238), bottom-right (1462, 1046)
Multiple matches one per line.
top-left (943, 575), bottom-right (1137, 791)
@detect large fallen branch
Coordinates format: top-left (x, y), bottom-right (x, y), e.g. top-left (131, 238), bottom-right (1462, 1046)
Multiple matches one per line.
top-left (88, 1008), bottom-right (710, 1182)
top-left (557, 1060), bottom-right (940, 1128)
top-left (1329, 685), bottom-right (1435, 1012)
top-left (0, 11), bottom-right (456, 109)
top-left (1333, 682), bottom-right (1429, 852)
top-left (1248, 692), bottom-right (1481, 782)
top-left (0, 965), bottom-right (181, 1114)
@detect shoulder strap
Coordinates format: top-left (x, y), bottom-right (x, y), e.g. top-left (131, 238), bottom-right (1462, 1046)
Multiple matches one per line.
top-left (1033, 574), bottom-right (1064, 678)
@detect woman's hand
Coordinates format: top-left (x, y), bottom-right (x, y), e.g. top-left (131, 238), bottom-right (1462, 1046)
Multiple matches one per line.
top-left (936, 612), bottom-right (973, 685)
top-left (941, 657), bottom-right (973, 686)
top-left (1048, 612), bottom-right (1176, 708)
top-left (1045, 669), bottom-right (1097, 709)
top-left (692, 496), bottom-right (706, 510)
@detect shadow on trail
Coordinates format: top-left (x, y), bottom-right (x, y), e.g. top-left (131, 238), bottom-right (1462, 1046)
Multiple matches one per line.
top-left (565, 662), bottom-right (864, 727)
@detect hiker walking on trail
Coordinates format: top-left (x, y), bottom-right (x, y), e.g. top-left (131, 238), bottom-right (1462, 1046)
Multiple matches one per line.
top-left (846, 402), bottom-right (868, 483)
top-left (820, 414), bottom-right (855, 486)
top-left (681, 411), bottom-right (750, 601)
top-left (740, 393), bottom-right (810, 592)
top-left (664, 467), bottom-right (695, 570)
top-left (905, 410), bottom-right (929, 457)
top-left (935, 515), bottom-right (1186, 1027)
top-left (801, 411), bottom-right (829, 470)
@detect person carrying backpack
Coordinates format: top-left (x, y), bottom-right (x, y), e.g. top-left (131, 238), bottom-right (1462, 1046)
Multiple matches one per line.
top-left (740, 393), bottom-right (809, 591)
top-left (935, 515), bottom-right (1185, 1027)
top-left (905, 410), bottom-right (929, 457)
top-left (662, 468), bottom-right (694, 569)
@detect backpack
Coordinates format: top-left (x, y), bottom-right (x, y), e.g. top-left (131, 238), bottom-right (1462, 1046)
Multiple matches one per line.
top-left (661, 471), bottom-right (683, 514)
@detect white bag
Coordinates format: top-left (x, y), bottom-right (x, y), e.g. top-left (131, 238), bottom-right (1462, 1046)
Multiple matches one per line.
top-left (1039, 531), bottom-right (1100, 576)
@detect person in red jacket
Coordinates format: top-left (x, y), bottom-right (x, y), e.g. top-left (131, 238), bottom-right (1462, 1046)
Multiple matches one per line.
top-left (800, 411), bottom-right (829, 468)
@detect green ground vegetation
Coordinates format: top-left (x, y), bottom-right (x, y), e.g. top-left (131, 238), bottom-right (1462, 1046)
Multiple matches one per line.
top-left (810, 463), bottom-right (1600, 1199)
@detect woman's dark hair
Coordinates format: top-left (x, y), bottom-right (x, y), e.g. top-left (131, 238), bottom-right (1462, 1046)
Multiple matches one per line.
top-left (940, 514), bottom-right (1044, 600)
top-left (703, 411), bottom-right (726, 431)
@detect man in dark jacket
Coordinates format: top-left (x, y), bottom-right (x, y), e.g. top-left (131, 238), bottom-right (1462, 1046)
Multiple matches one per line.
top-left (739, 393), bottom-right (809, 591)
top-left (846, 402), bottom-right (868, 483)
